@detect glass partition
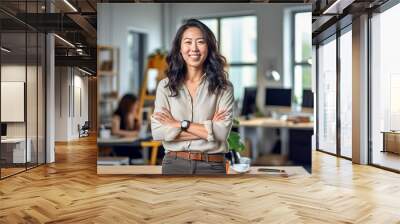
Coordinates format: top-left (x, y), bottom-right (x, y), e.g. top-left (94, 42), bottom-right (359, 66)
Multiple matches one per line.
top-left (339, 28), bottom-right (352, 158)
top-left (1, 31), bottom-right (28, 177)
top-left (0, 1), bottom-right (46, 179)
top-left (371, 3), bottom-right (400, 171)
top-left (38, 32), bottom-right (46, 165)
top-left (317, 36), bottom-right (337, 155)
top-left (27, 31), bottom-right (38, 169)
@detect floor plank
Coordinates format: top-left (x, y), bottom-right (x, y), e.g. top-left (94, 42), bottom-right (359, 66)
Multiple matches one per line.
top-left (0, 135), bottom-right (400, 223)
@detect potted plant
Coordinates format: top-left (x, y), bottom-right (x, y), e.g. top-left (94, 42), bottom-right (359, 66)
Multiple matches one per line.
top-left (227, 118), bottom-right (246, 164)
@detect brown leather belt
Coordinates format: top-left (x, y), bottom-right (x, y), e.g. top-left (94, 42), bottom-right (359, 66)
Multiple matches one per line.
top-left (167, 151), bottom-right (225, 163)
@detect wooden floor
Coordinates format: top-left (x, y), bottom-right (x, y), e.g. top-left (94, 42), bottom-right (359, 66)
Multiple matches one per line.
top-left (372, 150), bottom-right (400, 171)
top-left (1, 136), bottom-right (400, 223)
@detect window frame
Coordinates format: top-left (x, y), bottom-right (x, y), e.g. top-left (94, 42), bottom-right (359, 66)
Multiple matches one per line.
top-left (291, 10), bottom-right (312, 106)
top-left (314, 19), bottom-right (353, 161)
top-left (195, 15), bottom-right (258, 100)
top-left (369, 1), bottom-right (400, 173)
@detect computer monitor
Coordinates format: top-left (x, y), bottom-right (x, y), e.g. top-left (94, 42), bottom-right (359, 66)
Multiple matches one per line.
top-left (265, 88), bottom-right (292, 107)
top-left (302, 90), bottom-right (313, 108)
top-left (241, 87), bottom-right (257, 116)
top-left (1, 123), bottom-right (7, 137)
top-left (265, 88), bottom-right (292, 117)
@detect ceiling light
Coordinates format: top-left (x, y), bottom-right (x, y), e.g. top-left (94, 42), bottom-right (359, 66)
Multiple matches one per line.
top-left (76, 48), bottom-right (85, 55)
top-left (271, 70), bottom-right (281, 81)
top-left (63, 0), bottom-right (78, 12)
top-left (54, 34), bottom-right (75, 48)
top-left (78, 67), bottom-right (93, 76)
top-left (1, 47), bottom-right (11, 53)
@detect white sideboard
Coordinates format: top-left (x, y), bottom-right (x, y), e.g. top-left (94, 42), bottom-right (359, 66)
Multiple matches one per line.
top-left (1, 138), bottom-right (32, 163)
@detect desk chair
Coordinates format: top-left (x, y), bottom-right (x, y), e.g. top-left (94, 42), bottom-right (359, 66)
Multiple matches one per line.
top-left (141, 141), bottom-right (162, 165)
top-left (78, 121), bottom-right (90, 138)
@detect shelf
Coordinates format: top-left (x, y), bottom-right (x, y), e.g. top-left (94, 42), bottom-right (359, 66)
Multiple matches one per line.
top-left (98, 71), bottom-right (117, 76)
top-left (97, 46), bottom-right (118, 76)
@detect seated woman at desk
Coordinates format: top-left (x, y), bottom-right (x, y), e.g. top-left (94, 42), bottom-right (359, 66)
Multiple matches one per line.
top-left (112, 94), bottom-right (142, 164)
top-left (151, 19), bottom-right (234, 175)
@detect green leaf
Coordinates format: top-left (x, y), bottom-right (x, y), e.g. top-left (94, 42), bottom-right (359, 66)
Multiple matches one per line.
top-left (228, 131), bottom-right (245, 153)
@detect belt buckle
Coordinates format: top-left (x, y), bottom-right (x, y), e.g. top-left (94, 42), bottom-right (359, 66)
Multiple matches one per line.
top-left (204, 152), bottom-right (208, 163)
top-left (187, 151), bottom-right (192, 160)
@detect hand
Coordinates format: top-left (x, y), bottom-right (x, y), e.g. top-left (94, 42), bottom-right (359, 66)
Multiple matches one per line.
top-left (153, 107), bottom-right (180, 128)
top-left (213, 109), bottom-right (229, 121)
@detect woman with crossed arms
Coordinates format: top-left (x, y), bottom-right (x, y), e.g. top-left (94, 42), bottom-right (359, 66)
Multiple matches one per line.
top-left (151, 19), bottom-right (234, 175)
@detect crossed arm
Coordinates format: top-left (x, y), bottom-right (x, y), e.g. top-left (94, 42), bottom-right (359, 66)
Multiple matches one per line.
top-left (152, 107), bottom-right (228, 142)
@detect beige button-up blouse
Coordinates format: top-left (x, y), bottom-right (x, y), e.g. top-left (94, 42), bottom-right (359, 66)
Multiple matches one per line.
top-left (151, 77), bottom-right (234, 154)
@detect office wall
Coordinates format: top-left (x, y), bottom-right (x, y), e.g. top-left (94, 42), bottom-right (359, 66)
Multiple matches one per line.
top-left (72, 74), bottom-right (89, 138)
top-left (55, 67), bottom-right (69, 141)
top-left (54, 67), bottom-right (89, 141)
top-left (97, 3), bottom-right (163, 95)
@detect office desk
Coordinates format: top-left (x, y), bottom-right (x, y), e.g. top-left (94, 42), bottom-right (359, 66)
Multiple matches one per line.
top-left (97, 165), bottom-right (309, 176)
top-left (97, 136), bottom-right (141, 147)
top-left (236, 117), bottom-right (313, 129)
top-left (97, 136), bottom-right (161, 165)
top-left (235, 117), bottom-right (313, 160)
top-left (1, 138), bottom-right (32, 163)
top-left (381, 131), bottom-right (400, 154)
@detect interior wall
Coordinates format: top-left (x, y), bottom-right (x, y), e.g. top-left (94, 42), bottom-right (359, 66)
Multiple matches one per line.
top-left (72, 73), bottom-right (89, 138)
top-left (97, 3), bottom-right (163, 96)
top-left (55, 66), bottom-right (69, 141)
top-left (54, 67), bottom-right (89, 141)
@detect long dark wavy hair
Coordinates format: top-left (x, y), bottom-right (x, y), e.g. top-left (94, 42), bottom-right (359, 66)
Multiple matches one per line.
top-left (165, 19), bottom-right (229, 97)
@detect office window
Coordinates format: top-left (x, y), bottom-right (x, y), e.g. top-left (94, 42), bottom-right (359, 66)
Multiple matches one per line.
top-left (317, 37), bottom-right (337, 155)
top-left (199, 16), bottom-right (257, 101)
top-left (293, 12), bottom-right (312, 106)
top-left (127, 30), bottom-right (146, 95)
top-left (371, 3), bottom-right (400, 171)
top-left (339, 28), bottom-right (352, 158)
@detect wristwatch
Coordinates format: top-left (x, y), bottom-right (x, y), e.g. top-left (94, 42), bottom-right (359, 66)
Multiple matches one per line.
top-left (180, 120), bottom-right (190, 131)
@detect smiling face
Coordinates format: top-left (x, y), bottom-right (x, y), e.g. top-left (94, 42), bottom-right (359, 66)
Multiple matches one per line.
top-left (180, 27), bottom-right (208, 69)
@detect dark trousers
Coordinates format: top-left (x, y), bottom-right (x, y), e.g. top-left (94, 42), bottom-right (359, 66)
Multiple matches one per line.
top-left (161, 154), bottom-right (227, 175)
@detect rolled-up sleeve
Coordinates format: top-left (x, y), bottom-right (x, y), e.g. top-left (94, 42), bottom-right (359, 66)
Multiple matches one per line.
top-left (150, 80), bottom-right (181, 141)
top-left (203, 84), bottom-right (234, 142)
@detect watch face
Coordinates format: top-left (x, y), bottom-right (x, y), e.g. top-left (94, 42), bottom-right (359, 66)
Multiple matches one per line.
top-left (182, 120), bottom-right (189, 128)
